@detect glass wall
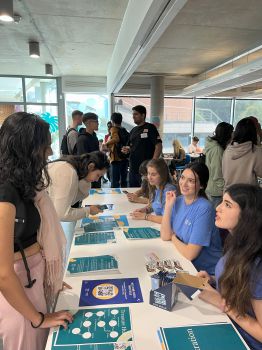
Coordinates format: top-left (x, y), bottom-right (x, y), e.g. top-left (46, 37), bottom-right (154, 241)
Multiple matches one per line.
top-left (114, 96), bottom-right (262, 153)
top-left (65, 93), bottom-right (109, 141)
top-left (195, 98), bottom-right (232, 149)
top-left (234, 99), bottom-right (262, 125)
top-left (0, 76), bottom-right (59, 159)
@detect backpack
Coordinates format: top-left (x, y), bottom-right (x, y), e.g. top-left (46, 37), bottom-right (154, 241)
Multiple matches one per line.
top-left (115, 127), bottom-right (130, 160)
top-left (60, 128), bottom-right (77, 155)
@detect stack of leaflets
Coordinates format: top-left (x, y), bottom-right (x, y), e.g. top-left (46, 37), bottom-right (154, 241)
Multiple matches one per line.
top-left (51, 306), bottom-right (134, 350)
top-left (158, 323), bottom-right (249, 350)
top-left (75, 231), bottom-right (116, 246)
top-left (81, 215), bottom-right (129, 230)
top-left (67, 255), bottom-right (119, 276)
top-left (123, 227), bottom-right (160, 239)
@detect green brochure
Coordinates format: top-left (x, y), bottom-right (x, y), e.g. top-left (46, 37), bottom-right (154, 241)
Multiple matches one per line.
top-left (52, 307), bottom-right (133, 350)
top-left (67, 255), bottom-right (119, 276)
top-left (123, 227), bottom-right (160, 239)
top-left (75, 231), bottom-right (116, 246)
top-left (158, 323), bottom-right (248, 350)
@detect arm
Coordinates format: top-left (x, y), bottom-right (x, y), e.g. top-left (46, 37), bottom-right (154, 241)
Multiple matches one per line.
top-left (0, 203), bottom-right (72, 328)
top-left (67, 130), bottom-right (78, 154)
top-left (171, 235), bottom-right (203, 261)
top-left (130, 211), bottom-right (162, 223)
top-left (254, 148), bottom-right (262, 178)
top-left (160, 191), bottom-right (176, 241)
top-left (48, 165), bottom-right (89, 221)
top-left (153, 142), bottom-right (162, 159)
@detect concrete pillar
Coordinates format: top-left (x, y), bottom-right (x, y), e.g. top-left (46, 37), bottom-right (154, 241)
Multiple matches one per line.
top-left (150, 75), bottom-right (164, 137)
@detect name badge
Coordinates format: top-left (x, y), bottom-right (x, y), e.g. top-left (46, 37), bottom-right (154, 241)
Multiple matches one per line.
top-left (141, 133), bottom-right (148, 138)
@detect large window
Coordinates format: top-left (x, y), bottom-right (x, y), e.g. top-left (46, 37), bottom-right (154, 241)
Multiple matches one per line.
top-left (163, 98), bottom-right (193, 152)
top-left (0, 76), bottom-right (59, 158)
top-left (234, 99), bottom-right (262, 125)
top-left (195, 98), bottom-right (232, 148)
top-left (0, 77), bottom-right (23, 102)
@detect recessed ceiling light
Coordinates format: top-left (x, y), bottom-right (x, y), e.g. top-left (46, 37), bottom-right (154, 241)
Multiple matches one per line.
top-left (29, 41), bottom-right (40, 58)
top-left (0, 0), bottom-right (14, 22)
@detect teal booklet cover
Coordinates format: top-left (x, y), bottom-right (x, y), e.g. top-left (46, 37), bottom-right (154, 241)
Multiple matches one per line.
top-left (67, 255), bottom-right (119, 275)
top-left (159, 323), bottom-right (249, 350)
top-left (123, 227), bottom-right (160, 239)
top-left (51, 306), bottom-right (133, 349)
top-left (81, 215), bottom-right (129, 230)
top-left (75, 231), bottom-right (116, 246)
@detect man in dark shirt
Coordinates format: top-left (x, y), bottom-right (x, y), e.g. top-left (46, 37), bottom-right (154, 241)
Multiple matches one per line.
top-left (77, 112), bottom-right (99, 155)
top-left (122, 105), bottom-right (162, 187)
top-left (77, 112), bottom-right (101, 188)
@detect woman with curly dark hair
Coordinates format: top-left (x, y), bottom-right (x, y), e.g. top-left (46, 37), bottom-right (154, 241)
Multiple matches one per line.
top-left (0, 112), bottom-right (72, 350)
top-left (198, 184), bottom-right (262, 350)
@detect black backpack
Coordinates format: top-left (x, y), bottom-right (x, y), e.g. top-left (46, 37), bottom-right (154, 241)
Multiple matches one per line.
top-left (115, 127), bottom-right (130, 160)
top-left (60, 128), bottom-right (77, 155)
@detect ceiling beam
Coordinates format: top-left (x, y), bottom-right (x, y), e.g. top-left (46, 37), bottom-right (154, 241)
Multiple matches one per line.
top-left (107, 0), bottom-right (188, 93)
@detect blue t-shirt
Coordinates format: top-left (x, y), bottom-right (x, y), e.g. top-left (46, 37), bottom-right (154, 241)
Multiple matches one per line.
top-left (215, 256), bottom-right (262, 350)
top-left (171, 196), bottom-right (222, 275)
top-left (152, 183), bottom-right (176, 216)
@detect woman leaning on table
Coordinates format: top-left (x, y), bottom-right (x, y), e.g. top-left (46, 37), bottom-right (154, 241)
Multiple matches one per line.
top-left (198, 184), bottom-right (262, 350)
top-left (161, 162), bottom-right (222, 275)
top-left (131, 158), bottom-right (176, 224)
top-left (47, 151), bottom-right (110, 222)
top-left (0, 112), bottom-right (72, 350)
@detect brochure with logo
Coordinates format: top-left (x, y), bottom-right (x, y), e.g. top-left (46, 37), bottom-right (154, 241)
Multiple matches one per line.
top-left (123, 227), bottom-right (160, 239)
top-left (158, 323), bottom-right (249, 350)
top-left (67, 255), bottom-right (119, 276)
top-left (89, 188), bottom-right (122, 195)
top-left (51, 306), bottom-right (134, 350)
top-left (75, 231), bottom-right (116, 246)
top-left (81, 215), bottom-right (129, 230)
top-left (79, 278), bottom-right (143, 307)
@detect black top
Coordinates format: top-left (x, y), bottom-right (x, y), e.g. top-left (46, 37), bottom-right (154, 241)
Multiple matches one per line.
top-left (0, 183), bottom-right (40, 252)
top-left (129, 122), bottom-right (162, 172)
top-left (77, 130), bottom-right (99, 155)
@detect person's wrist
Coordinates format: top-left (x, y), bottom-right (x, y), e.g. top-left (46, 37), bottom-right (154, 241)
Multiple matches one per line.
top-left (145, 214), bottom-right (149, 220)
top-left (31, 312), bottom-right (45, 328)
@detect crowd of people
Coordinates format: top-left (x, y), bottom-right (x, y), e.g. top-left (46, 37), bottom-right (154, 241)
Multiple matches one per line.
top-left (0, 107), bottom-right (261, 350)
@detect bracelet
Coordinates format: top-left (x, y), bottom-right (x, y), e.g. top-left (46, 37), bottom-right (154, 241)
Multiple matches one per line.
top-left (31, 312), bottom-right (45, 329)
top-left (145, 214), bottom-right (149, 220)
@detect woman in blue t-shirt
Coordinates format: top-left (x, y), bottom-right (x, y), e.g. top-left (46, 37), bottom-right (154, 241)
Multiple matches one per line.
top-left (131, 158), bottom-right (176, 224)
top-left (161, 162), bottom-right (222, 275)
top-left (198, 184), bottom-right (262, 350)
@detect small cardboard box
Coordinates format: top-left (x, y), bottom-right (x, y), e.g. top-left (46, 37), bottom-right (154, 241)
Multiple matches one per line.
top-left (149, 272), bottom-right (208, 311)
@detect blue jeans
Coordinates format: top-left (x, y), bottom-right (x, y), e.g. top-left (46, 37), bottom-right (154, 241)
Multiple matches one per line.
top-left (111, 160), bottom-right (128, 188)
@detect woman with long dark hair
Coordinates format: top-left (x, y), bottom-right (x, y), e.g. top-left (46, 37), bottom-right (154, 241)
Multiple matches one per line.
top-left (0, 112), bottom-right (72, 350)
top-left (205, 122), bottom-right (233, 208)
top-left (161, 162), bottom-right (222, 275)
top-left (47, 151), bottom-right (110, 221)
top-left (131, 158), bottom-right (176, 224)
top-left (198, 184), bottom-right (262, 350)
top-left (222, 117), bottom-right (262, 190)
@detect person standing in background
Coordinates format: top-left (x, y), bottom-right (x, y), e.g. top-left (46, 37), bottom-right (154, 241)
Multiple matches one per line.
top-left (77, 112), bottom-right (101, 188)
top-left (67, 110), bottom-right (83, 155)
top-left (222, 117), bottom-right (262, 191)
top-left (205, 122), bottom-right (233, 208)
top-left (104, 112), bottom-right (129, 188)
top-left (122, 105), bottom-right (162, 187)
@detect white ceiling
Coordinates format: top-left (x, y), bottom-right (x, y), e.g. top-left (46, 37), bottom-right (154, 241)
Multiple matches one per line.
top-left (1, 0), bottom-right (262, 97)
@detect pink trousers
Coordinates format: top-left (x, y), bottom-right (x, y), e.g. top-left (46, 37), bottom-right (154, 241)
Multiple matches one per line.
top-left (0, 252), bottom-right (48, 350)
